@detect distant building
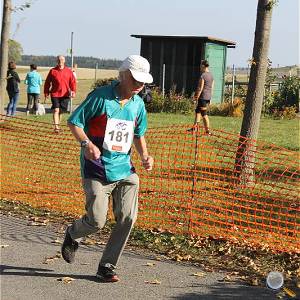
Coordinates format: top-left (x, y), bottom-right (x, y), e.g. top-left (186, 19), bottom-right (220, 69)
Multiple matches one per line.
top-left (131, 34), bottom-right (236, 103)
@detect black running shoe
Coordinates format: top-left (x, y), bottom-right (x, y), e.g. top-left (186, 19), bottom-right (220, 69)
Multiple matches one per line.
top-left (96, 265), bottom-right (120, 282)
top-left (61, 227), bottom-right (78, 264)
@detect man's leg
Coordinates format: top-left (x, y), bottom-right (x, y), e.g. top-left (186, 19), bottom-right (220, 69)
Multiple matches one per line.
top-left (53, 108), bottom-right (60, 131)
top-left (69, 178), bottom-right (115, 239)
top-left (62, 178), bottom-right (115, 263)
top-left (99, 173), bottom-right (139, 268)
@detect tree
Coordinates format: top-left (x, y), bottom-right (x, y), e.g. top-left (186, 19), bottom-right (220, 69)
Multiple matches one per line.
top-left (235, 0), bottom-right (276, 185)
top-left (0, 0), bottom-right (12, 115)
top-left (8, 39), bottom-right (23, 62)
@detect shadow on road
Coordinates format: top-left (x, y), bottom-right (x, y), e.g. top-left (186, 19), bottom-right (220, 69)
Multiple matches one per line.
top-left (170, 284), bottom-right (276, 300)
top-left (0, 264), bottom-right (100, 283)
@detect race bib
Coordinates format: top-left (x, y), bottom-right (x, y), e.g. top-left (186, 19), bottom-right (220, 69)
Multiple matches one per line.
top-left (103, 118), bottom-right (134, 153)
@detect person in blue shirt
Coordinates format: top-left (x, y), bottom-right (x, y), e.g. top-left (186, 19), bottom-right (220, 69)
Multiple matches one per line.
top-left (62, 55), bottom-right (154, 283)
top-left (24, 64), bottom-right (42, 115)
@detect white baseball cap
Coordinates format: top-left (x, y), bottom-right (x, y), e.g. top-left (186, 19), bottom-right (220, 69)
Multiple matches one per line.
top-left (119, 55), bottom-right (153, 84)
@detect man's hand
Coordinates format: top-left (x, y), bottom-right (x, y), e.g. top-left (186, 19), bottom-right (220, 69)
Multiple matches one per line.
top-left (84, 142), bottom-right (101, 160)
top-left (142, 156), bottom-right (154, 171)
top-left (44, 94), bottom-right (49, 104)
top-left (70, 91), bottom-right (76, 98)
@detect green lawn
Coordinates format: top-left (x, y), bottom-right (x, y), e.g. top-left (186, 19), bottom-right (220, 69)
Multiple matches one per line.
top-left (148, 114), bottom-right (299, 151)
top-left (12, 76), bottom-right (299, 151)
top-left (28, 112), bottom-right (299, 151)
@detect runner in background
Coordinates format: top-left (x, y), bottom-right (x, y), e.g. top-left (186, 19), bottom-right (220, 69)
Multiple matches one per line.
top-left (44, 55), bottom-right (76, 133)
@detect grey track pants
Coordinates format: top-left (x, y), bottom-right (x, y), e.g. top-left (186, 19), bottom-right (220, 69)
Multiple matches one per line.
top-left (68, 173), bottom-right (139, 268)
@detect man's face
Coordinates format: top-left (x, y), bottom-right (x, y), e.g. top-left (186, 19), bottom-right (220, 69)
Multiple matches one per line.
top-left (57, 56), bottom-right (65, 68)
top-left (124, 70), bottom-right (145, 95)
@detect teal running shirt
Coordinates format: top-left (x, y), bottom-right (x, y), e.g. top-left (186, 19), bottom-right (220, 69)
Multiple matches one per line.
top-left (68, 81), bottom-right (147, 182)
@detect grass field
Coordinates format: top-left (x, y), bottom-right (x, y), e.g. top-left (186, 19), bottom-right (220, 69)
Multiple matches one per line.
top-left (15, 66), bottom-right (118, 107)
top-left (9, 66), bottom-right (299, 151)
top-left (26, 112), bottom-right (299, 151)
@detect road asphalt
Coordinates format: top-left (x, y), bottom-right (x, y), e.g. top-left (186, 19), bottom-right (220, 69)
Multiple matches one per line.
top-left (0, 214), bottom-right (279, 300)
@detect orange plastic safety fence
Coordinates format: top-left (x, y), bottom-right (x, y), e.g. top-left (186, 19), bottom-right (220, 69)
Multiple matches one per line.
top-left (1, 115), bottom-right (299, 253)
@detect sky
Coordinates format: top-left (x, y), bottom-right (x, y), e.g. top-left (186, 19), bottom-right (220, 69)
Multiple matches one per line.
top-left (3, 0), bottom-right (300, 67)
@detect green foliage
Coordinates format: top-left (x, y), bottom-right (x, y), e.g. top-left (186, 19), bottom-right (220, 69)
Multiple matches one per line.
top-left (262, 59), bottom-right (277, 115)
top-left (8, 39), bottom-right (23, 63)
top-left (264, 75), bottom-right (300, 119)
top-left (265, 0), bottom-right (279, 10)
top-left (145, 88), bottom-right (164, 113)
top-left (91, 77), bottom-right (118, 89)
top-left (13, 2), bottom-right (31, 11)
top-left (145, 87), bottom-right (194, 114)
top-left (224, 85), bottom-right (247, 103)
top-left (275, 76), bottom-right (300, 108)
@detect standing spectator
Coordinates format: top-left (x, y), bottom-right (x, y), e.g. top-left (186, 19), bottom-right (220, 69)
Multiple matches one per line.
top-left (44, 55), bottom-right (76, 133)
top-left (188, 60), bottom-right (214, 134)
top-left (24, 64), bottom-right (43, 115)
top-left (6, 61), bottom-right (20, 117)
top-left (62, 55), bottom-right (154, 282)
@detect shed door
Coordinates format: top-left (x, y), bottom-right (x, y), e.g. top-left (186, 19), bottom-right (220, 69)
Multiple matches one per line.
top-left (204, 43), bottom-right (227, 104)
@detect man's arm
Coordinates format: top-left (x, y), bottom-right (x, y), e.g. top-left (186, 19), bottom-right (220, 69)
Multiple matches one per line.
top-left (44, 71), bottom-right (52, 99)
top-left (69, 70), bottom-right (76, 98)
top-left (133, 136), bottom-right (153, 171)
top-left (68, 123), bottom-right (100, 160)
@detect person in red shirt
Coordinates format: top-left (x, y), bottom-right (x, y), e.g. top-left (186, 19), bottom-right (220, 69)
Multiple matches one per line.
top-left (44, 55), bottom-right (76, 133)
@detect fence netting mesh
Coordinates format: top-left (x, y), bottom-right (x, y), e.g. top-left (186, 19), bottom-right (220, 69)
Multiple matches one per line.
top-left (1, 115), bottom-right (299, 253)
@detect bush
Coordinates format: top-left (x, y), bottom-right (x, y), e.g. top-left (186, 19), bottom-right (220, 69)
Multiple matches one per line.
top-left (91, 77), bottom-right (118, 89)
top-left (209, 98), bottom-right (244, 117)
top-left (224, 85), bottom-right (247, 102)
top-left (273, 76), bottom-right (300, 109)
top-left (264, 75), bottom-right (299, 118)
top-left (145, 87), bottom-right (194, 114)
top-left (145, 88), bottom-right (164, 113)
top-left (272, 106), bottom-right (298, 120)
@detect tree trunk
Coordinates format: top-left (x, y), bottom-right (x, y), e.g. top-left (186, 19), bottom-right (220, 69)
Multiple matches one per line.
top-left (0, 0), bottom-right (12, 116)
top-left (235, 0), bottom-right (274, 185)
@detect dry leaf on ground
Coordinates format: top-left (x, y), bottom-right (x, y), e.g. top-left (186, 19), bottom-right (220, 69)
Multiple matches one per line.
top-left (43, 253), bottom-right (62, 264)
top-left (81, 238), bottom-right (97, 245)
top-left (51, 239), bottom-right (62, 245)
top-left (144, 279), bottom-right (161, 285)
top-left (192, 272), bottom-right (205, 277)
top-left (56, 277), bottom-right (75, 284)
top-left (144, 262), bottom-right (156, 267)
top-left (27, 221), bottom-right (47, 226)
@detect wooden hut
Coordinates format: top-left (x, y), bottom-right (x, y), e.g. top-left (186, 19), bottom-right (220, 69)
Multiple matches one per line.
top-left (131, 34), bottom-right (236, 103)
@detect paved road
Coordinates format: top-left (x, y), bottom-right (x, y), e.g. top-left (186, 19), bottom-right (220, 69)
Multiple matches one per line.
top-left (0, 214), bottom-right (276, 300)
